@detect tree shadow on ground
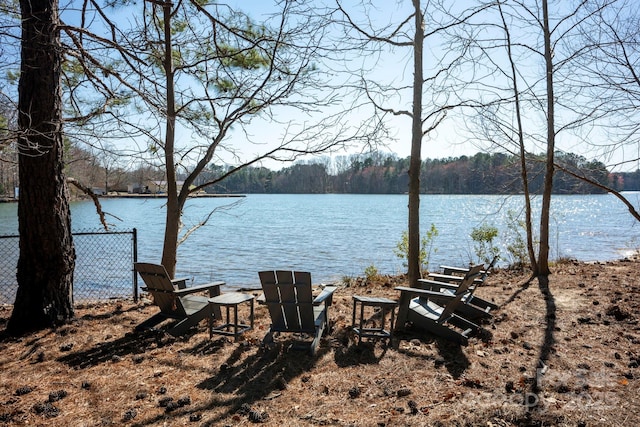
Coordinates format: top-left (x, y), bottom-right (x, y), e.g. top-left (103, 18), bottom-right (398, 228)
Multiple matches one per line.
top-left (0, 304), bottom-right (146, 358)
top-left (498, 276), bottom-right (534, 309)
top-left (76, 302), bottom-right (143, 321)
top-left (57, 323), bottom-right (331, 426)
top-left (57, 327), bottom-right (199, 369)
top-left (120, 334), bottom-right (331, 426)
top-left (333, 340), bottom-right (390, 367)
top-left (0, 303), bottom-right (143, 342)
top-left (331, 324), bottom-right (390, 367)
top-left (536, 276), bottom-right (556, 365)
top-left (189, 337), bottom-right (330, 425)
top-left (503, 274), bottom-right (557, 424)
top-left (533, 275), bottom-right (556, 394)
top-left (394, 329), bottom-right (471, 379)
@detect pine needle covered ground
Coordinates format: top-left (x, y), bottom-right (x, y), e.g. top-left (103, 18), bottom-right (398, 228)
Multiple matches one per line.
top-left (1, 258), bottom-right (639, 426)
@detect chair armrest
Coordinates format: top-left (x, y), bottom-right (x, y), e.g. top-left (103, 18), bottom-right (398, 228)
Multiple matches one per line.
top-left (419, 279), bottom-right (462, 291)
top-left (440, 265), bottom-right (469, 274)
top-left (313, 286), bottom-right (337, 305)
top-left (428, 273), bottom-right (464, 282)
top-left (420, 278), bottom-right (461, 291)
top-left (174, 281), bottom-right (224, 297)
top-left (141, 287), bottom-right (175, 295)
top-left (171, 277), bottom-right (190, 289)
top-left (429, 273), bottom-right (483, 285)
top-left (395, 286), bottom-right (455, 301)
top-left (256, 293), bottom-right (266, 304)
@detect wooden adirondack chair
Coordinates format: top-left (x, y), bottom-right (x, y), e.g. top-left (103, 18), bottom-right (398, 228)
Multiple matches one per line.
top-left (135, 262), bottom-right (224, 336)
top-left (423, 259), bottom-right (499, 319)
top-left (258, 270), bottom-right (336, 356)
top-left (395, 266), bottom-right (483, 345)
top-left (435, 255), bottom-right (498, 278)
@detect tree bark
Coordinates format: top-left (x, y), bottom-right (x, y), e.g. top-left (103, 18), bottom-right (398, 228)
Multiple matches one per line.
top-left (160, 0), bottom-right (179, 278)
top-left (8, 0), bottom-right (75, 334)
top-left (538, 0), bottom-right (555, 277)
top-left (497, 1), bottom-right (538, 275)
top-left (407, 0), bottom-right (424, 287)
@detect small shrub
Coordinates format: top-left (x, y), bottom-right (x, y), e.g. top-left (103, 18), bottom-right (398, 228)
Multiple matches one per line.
top-left (394, 224), bottom-right (439, 276)
top-left (470, 223), bottom-right (500, 265)
top-left (341, 275), bottom-right (355, 287)
top-left (364, 264), bottom-right (379, 282)
top-left (551, 256), bottom-right (577, 266)
top-left (504, 210), bottom-right (529, 269)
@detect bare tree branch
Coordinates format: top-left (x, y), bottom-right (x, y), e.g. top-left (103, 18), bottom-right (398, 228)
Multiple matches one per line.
top-left (66, 177), bottom-right (109, 230)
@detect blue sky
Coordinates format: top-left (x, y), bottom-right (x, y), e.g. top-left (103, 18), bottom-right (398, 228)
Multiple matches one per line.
top-left (209, 1), bottom-right (640, 172)
top-left (213, 1), bottom-right (488, 167)
top-left (4, 0), bottom-right (638, 172)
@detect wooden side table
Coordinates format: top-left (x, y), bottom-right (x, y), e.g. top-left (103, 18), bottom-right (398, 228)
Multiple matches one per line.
top-left (208, 293), bottom-right (254, 341)
top-left (352, 295), bottom-right (398, 343)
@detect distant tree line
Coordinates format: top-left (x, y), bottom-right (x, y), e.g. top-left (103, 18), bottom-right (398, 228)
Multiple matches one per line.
top-left (43, 147), bottom-right (640, 197)
top-left (203, 151), bottom-right (634, 195)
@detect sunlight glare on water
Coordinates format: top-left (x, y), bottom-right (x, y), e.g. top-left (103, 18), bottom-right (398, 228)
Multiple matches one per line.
top-left (1, 193), bottom-right (639, 289)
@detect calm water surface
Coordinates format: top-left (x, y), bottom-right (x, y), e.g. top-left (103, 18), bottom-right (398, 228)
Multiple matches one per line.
top-left (1, 193), bottom-right (639, 289)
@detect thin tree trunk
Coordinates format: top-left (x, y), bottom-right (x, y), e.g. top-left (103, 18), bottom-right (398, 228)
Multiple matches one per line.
top-left (497, 2), bottom-right (538, 275)
top-left (407, 0), bottom-right (424, 287)
top-left (8, 0), bottom-right (75, 334)
top-left (538, 0), bottom-right (555, 277)
top-left (160, 0), bottom-right (179, 277)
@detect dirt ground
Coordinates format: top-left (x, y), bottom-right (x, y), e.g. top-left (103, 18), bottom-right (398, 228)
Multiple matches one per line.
top-left (1, 257), bottom-right (639, 426)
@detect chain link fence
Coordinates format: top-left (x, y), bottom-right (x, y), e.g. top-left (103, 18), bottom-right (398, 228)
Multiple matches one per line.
top-left (0, 229), bottom-right (138, 305)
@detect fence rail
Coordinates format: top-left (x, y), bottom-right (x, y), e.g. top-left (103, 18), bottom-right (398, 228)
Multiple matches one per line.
top-left (0, 229), bottom-right (138, 305)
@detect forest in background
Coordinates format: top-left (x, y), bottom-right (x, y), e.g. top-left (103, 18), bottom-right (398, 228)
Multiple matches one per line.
top-left (206, 153), bottom-right (639, 195)
top-left (10, 144), bottom-right (634, 196)
top-left (205, 151), bottom-right (621, 195)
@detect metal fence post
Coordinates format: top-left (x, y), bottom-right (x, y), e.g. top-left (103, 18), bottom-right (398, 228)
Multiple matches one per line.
top-left (132, 228), bottom-right (138, 302)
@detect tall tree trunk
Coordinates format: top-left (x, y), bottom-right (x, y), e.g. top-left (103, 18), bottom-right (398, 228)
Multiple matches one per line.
top-left (160, 0), bottom-right (179, 278)
top-left (497, 2), bottom-right (538, 275)
top-left (538, 0), bottom-right (555, 277)
top-left (407, 0), bottom-right (424, 287)
top-left (8, 0), bottom-right (75, 334)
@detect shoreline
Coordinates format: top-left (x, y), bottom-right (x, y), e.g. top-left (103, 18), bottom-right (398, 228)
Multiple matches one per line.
top-left (0, 193), bottom-right (246, 203)
top-left (99, 193), bottom-right (246, 199)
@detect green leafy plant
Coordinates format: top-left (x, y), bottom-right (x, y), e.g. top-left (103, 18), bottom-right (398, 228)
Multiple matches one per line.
top-left (394, 223), bottom-right (439, 276)
top-left (470, 223), bottom-right (500, 265)
top-left (504, 210), bottom-right (529, 269)
top-left (341, 275), bottom-right (355, 287)
top-left (364, 264), bottom-right (379, 282)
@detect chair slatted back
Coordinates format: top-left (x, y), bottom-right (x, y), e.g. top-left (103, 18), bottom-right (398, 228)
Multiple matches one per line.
top-left (259, 270), bottom-right (315, 334)
top-left (438, 264), bottom-right (484, 321)
top-left (477, 255), bottom-right (499, 283)
top-left (135, 262), bottom-right (184, 316)
top-left (293, 271), bottom-right (315, 329)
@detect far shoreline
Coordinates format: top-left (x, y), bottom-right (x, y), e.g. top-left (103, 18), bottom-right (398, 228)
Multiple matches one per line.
top-left (98, 193), bottom-right (246, 199)
top-left (0, 193), bottom-right (246, 203)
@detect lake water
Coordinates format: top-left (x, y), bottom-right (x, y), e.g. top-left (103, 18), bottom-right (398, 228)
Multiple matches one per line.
top-left (1, 193), bottom-right (639, 289)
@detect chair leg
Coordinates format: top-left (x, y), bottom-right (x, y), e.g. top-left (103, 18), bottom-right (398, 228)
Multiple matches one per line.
top-left (262, 329), bottom-right (275, 349)
top-left (395, 293), bottom-right (411, 332)
top-left (167, 309), bottom-right (208, 336)
top-left (310, 328), bottom-right (322, 356)
top-left (168, 318), bottom-right (198, 336)
top-left (405, 308), bottom-right (470, 345)
top-left (135, 312), bottom-right (167, 331)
